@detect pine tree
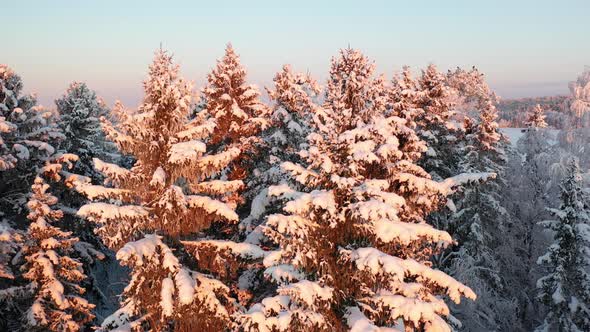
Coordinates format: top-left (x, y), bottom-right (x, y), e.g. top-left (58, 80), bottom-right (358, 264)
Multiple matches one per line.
top-left (517, 110), bottom-right (553, 264)
top-left (22, 155), bottom-right (95, 331)
top-left (240, 64), bottom-right (320, 239)
top-left (234, 65), bottom-right (321, 309)
top-left (388, 66), bottom-right (422, 126)
top-left (54, 83), bottom-right (113, 280)
top-left (1, 64), bottom-right (67, 330)
top-left (427, 67), bottom-right (486, 237)
top-left (536, 158), bottom-right (590, 332)
top-left (75, 49), bottom-right (246, 331)
top-left (0, 220), bottom-right (22, 280)
top-left (0, 64), bottom-right (64, 213)
top-left (0, 221), bottom-right (30, 332)
top-left (525, 104), bottom-right (548, 129)
top-left (0, 214), bottom-right (29, 332)
top-left (202, 44), bottom-right (269, 204)
top-left (55, 82), bottom-right (114, 181)
top-left (445, 84), bottom-right (516, 330)
top-left (501, 111), bottom-right (557, 330)
top-left (446, 67), bottom-right (492, 120)
top-left (0, 88), bottom-right (18, 171)
top-left (238, 49), bottom-right (476, 331)
top-left (0, 66), bottom-right (20, 276)
top-left (416, 64), bottom-right (459, 181)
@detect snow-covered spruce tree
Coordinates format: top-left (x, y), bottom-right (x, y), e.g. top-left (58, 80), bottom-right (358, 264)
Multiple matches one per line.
top-left (0, 102), bottom-right (17, 172)
top-left (0, 65), bottom-right (24, 327)
top-left (415, 64), bottom-right (459, 181)
top-left (0, 66), bottom-right (19, 278)
top-left (427, 67), bottom-right (487, 237)
top-left (525, 104), bottom-right (548, 129)
top-left (446, 67), bottom-right (500, 120)
top-left (0, 64), bottom-right (64, 213)
top-left (445, 79), bottom-right (517, 331)
top-left (428, 67), bottom-right (502, 275)
top-left (0, 64), bottom-right (65, 329)
top-left (54, 83), bottom-right (113, 289)
top-left (519, 103), bottom-right (553, 221)
top-left (501, 100), bottom-right (559, 330)
top-left (55, 82), bottom-right (114, 181)
top-left (536, 158), bottom-right (590, 332)
top-left (240, 64), bottom-right (321, 239)
top-left (0, 220), bottom-right (22, 280)
top-left (0, 219), bottom-right (28, 331)
top-left (21, 154), bottom-right (95, 331)
top-left (553, 112), bottom-right (590, 176)
top-left (75, 49), bottom-right (247, 331)
top-left (202, 44), bottom-right (269, 206)
top-left (234, 65), bottom-right (321, 310)
top-left (527, 105), bottom-right (550, 132)
top-left (388, 66), bottom-right (422, 129)
top-left (238, 49), bottom-right (476, 331)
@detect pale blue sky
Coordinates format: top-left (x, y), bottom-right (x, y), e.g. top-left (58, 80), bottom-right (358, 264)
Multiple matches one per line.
top-left (3, 0), bottom-right (589, 106)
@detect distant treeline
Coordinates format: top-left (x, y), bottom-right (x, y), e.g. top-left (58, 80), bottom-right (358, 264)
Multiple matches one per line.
top-left (497, 95), bottom-right (573, 128)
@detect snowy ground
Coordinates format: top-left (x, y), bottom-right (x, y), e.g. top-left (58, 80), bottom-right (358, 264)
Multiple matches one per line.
top-left (500, 128), bottom-right (560, 145)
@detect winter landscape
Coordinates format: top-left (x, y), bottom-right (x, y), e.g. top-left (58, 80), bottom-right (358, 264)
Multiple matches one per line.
top-left (1, 2), bottom-right (590, 332)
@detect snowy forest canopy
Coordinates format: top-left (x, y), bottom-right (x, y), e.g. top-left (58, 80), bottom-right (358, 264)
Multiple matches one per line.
top-left (1, 45), bottom-right (589, 332)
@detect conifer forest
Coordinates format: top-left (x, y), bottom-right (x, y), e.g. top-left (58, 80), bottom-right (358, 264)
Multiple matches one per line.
top-left (1, 4), bottom-right (590, 332)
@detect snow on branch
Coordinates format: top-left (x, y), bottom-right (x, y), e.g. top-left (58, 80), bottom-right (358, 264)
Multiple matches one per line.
top-left (266, 214), bottom-right (317, 238)
top-left (371, 220), bottom-right (453, 245)
top-left (186, 195), bottom-right (238, 222)
top-left (437, 172), bottom-right (496, 196)
top-left (346, 306), bottom-right (401, 332)
top-left (264, 264), bottom-right (305, 284)
top-left (196, 147), bottom-right (241, 177)
top-left (93, 158), bottom-right (131, 185)
top-left (238, 281), bottom-right (334, 332)
top-left (116, 234), bottom-right (179, 271)
top-left (278, 280), bottom-right (333, 307)
top-left (78, 203), bottom-right (149, 224)
top-left (181, 240), bottom-right (265, 260)
top-left (176, 118), bottom-right (216, 140)
top-left (281, 161), bottom-right (319, 185)
top-left (284, 190), bottom-right (337, 215)
top-left (368, 291), bottom-right (451, 332)
top-left (75, 184), bottom-right (132, 201)
top-left (341, 247), bottom-right (476, 303)
top-left (168, 140), bottom-right (206, 165)
top-left (190, 179), bottom-right (243, 195)
top-left (77, 203), bottom-right (149, 247)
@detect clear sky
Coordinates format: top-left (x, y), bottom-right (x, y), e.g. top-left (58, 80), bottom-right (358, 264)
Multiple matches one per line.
top-left (3, 0), bottom-right (589, 107)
